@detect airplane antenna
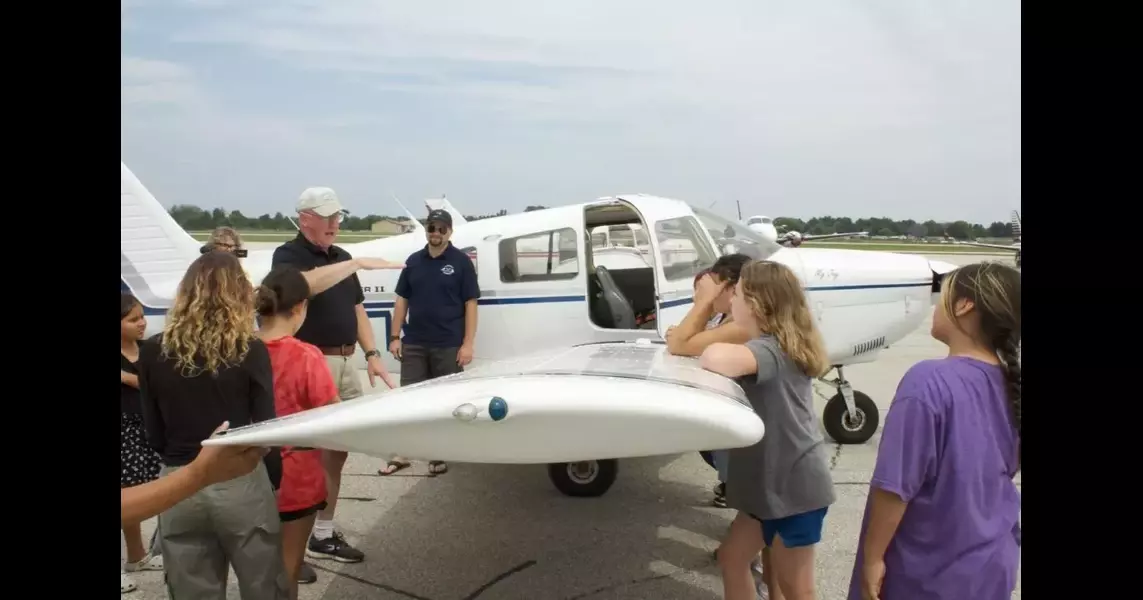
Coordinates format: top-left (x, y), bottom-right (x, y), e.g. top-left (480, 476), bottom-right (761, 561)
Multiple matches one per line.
top-left (736, 200), bottom-right (742, 221)
top-left (390, 192), bottom-right (426, 234)
top-left (286, 215), bottom-right (300, 231)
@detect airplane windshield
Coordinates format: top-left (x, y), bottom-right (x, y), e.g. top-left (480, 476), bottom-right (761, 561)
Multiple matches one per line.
top-left (690, 205), bottom-right (782, 261)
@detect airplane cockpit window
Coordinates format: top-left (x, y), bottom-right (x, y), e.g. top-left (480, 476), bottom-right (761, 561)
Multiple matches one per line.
top-left (690, 205), bottom-right (781, 261)
top-left (747, 216), bottom-right (763, 225)
top-left (654, 216), bottom-right (719, 281)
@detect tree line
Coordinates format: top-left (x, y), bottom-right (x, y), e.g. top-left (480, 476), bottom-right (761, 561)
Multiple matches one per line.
top-left (168, 204), bottom-right (1016, 240)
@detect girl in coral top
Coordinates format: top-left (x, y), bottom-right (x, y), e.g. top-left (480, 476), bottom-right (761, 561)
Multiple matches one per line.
top-left (255, 266), bottom-right (340, 600)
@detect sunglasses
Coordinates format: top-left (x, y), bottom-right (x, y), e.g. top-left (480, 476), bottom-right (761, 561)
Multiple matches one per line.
top-left (427, 223), bottom-right (449, 233)
top-left (200, 244), bottom-right (248, 258)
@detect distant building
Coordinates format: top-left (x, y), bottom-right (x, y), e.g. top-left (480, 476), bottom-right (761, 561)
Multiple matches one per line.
top-left (370, 218), bottom-right (416, 235)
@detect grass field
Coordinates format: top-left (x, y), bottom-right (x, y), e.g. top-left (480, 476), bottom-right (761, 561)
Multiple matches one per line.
top-left (189, 231), bottom-right (1011, 254)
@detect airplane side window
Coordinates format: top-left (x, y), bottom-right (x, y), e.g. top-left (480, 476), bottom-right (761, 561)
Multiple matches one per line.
top-left (498, 227), bottom-right (579, 283)
top-left (591, 231), bottom-right (607, 248)
top-left (654, 216), bottom-right (718, 281)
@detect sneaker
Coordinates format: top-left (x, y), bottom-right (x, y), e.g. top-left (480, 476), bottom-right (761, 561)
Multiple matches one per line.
top-left (298, 563), bottom-right (317, 584)
top-left (124, 553), bottom-right (164, 572)
top-left (121, 572), bottom-right (138, 594)
top-left (751, 556), bottom-right (768, 600)
top-left (306, 531), bottom-right (365, 563)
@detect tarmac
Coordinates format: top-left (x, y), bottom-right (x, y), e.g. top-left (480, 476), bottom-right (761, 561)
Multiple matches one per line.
top-left (122, 252), bottom-right (1020, 599)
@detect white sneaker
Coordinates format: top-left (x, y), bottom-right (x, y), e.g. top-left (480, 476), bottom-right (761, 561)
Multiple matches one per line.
top-left (124, 553), bottom-right (164, 572)
top-left (121, 572), bottom-right (138, 594)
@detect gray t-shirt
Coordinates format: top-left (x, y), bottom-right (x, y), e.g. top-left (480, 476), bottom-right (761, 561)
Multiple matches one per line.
top-left (725, 335), bottom-right (836, 520)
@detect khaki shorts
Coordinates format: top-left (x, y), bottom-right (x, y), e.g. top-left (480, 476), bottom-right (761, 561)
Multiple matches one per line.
top-left (324, 355), bottom-right (364, 402)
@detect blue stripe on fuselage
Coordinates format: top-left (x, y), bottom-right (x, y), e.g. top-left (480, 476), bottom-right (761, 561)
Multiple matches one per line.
top-left (120, 278), bottom-right (931, 316)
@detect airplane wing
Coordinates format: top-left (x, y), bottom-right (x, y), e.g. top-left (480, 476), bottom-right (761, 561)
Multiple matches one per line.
top-left (779, 231), bottom-right (869, 247)
top-left (954, 241), bottom-right (1020, 252)
top-left (203, 341), bottom-right (763, 463)
top-left (799, 231), bottom-right (869, 242)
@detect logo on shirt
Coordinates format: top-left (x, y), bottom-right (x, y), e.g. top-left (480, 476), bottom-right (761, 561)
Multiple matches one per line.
top-left (441, 265), bottom-right (455, 275)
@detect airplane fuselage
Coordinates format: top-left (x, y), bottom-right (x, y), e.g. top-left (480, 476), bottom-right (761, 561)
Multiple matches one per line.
top-left (126, 196), bottom-right (944, 378)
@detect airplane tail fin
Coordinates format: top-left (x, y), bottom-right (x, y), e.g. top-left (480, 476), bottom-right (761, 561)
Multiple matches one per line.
top-left (425, 195), bottom-right (468, 227)
top-left (391, 193), bottom-right (425, 234)
top-left (121, 161), bottom-right (201, 305)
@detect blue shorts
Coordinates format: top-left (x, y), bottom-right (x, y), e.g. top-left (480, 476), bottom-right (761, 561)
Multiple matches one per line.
top-left (749, 507), bottom-right (828, 548)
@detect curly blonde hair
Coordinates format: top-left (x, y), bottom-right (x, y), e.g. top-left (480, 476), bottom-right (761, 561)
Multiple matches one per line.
top-left (738, 260), bottom-right (830, 377)
top-left (161, 251), bottom-right (255, 376)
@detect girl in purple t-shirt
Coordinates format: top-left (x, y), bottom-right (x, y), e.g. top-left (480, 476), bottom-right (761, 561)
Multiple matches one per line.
top-left (850, 262), bottom-right (1021, 600)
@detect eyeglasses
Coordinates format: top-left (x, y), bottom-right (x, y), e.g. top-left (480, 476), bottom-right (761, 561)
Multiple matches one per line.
top-left (427, 224), bottom-right (449, 233)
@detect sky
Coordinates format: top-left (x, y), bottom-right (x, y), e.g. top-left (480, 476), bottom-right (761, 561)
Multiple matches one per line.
top-left (121, 0), bottom-right (1021, 224)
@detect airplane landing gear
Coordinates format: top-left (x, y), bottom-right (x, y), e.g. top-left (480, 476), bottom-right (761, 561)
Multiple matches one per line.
top-left (817, 366), bottom-right (880, 445)
top-left (548, 459), bottom-right (618, 497)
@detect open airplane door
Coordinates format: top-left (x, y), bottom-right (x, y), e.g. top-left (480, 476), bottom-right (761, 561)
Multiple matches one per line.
top-left (618, 196), bottom-right (721, 338)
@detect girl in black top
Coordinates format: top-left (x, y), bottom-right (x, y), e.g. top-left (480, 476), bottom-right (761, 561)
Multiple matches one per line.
top-left (121, 293), bottom-right (164, 593)
top-left (138, 251), bottom-right (287, 599)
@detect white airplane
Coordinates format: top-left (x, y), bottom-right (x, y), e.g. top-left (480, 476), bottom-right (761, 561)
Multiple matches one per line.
top-left (122, 162), bottom-right (957, 497)
top-left (954, 210), bottom-right (1022, 268)
top-left (743, 215), bottom-right (869, 247)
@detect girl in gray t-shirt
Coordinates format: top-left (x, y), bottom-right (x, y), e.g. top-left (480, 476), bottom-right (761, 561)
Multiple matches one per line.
top-left (701, 260), bottom-right (836, 600)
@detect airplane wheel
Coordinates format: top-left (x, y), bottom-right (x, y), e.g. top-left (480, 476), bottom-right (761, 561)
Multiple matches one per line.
top-left (548, 459), bottom-right (618, 497)
top-left (823, 391), bottom-right (880, 445)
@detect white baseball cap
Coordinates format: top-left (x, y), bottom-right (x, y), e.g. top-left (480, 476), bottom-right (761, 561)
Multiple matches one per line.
top-left (296, 187), bottom-right (346, 217)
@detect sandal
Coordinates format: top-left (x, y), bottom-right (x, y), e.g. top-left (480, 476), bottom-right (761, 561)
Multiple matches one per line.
top-left (428, 461), bottom-right (449, 476)
top-left (378, 460), bottom-right (411, 476)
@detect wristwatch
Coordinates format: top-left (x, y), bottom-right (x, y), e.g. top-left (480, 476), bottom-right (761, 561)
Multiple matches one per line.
top-left (364, 349), bottom-right (382, 360)
top-left (389, 335), bottom-right (400, 343)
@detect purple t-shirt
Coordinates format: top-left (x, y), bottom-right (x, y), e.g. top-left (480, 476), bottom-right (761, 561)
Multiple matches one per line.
top-left (848, 357), bottom-right (1020, 600)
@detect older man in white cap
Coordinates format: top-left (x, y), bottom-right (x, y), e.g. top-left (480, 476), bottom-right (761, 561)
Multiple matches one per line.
top-left (271, 186), bottom-right (401, 583)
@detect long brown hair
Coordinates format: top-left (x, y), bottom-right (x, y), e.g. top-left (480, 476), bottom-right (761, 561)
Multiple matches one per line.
top-left (940, 262), bottom-right (1021, 454)
top-left (161, 251), bottom-right (255, 376)
top-left (738, 260), bottom-right (830, 377)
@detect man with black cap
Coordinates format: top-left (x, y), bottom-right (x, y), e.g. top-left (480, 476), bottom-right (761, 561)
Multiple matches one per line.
top-left (380, 208), bottom-right (480, 477)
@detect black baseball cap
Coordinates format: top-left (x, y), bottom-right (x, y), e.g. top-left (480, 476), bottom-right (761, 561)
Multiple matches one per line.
top-left (427, 209), bottom-right (452, 228)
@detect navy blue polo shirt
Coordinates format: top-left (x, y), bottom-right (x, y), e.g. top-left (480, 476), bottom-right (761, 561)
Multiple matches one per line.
top-left (395, 243), bottom-right (480, 348)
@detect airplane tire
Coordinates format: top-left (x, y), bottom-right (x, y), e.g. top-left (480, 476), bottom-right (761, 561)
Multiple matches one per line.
top-left (823, 391), bottom-right (880, 445)
top-left (548, 459), bottom-right (618, 497)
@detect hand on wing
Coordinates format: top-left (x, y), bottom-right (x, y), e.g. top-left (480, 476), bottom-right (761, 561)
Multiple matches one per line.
top-left (193, 422), bottom-right (269, 486)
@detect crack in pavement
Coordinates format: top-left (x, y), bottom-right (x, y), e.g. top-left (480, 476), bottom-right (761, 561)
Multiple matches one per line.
top-left (308, 562), bottom-right (436, 600)
top-left (461, 560), bottom-right (539, 600)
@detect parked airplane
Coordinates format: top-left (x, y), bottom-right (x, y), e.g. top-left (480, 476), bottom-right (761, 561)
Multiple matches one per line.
top-left (954, 210), bottom-right (1022, 268)
top-left (743, 215), bottom-right (869, 247)
top-left (121, 162), bottom-right (956, 497)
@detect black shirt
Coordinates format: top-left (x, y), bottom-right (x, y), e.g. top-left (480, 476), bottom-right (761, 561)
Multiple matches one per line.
top-left (120, 341), bottom-right (143, 416)
top-left (272, 233), bottom-right (365, 347)
top-left (395, 243), bottom-right (481, 348)
top-left (137, 334), bottom-right (281, 487)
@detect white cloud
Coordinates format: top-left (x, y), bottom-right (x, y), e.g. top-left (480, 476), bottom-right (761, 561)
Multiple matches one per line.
top-left (122, 0), bottom-right (1020, 222)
